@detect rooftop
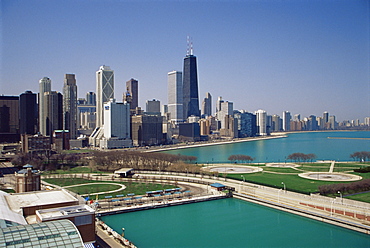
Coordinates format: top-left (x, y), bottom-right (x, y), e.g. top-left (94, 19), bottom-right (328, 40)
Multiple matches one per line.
top-left (36, 205), bottom-right (94, 221)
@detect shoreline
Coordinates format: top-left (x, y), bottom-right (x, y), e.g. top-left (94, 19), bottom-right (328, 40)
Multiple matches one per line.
top-left (146, 134), bottom-right (287, 153)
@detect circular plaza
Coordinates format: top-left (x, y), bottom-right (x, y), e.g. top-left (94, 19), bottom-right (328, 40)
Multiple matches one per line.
top-left (202, 164), bottom-right (262, 174)
top-left (298, 172), bottom-right (362, 182)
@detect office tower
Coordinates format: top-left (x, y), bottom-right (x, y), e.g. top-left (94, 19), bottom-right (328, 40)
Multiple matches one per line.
top-left (271, 115), bottom-right (281, 132)
top-left (63, 74), bottom-right (77, 139)
top-left (201, 92), bottom-right (212, 117)
top-left (282, 111), bottom-right (291, 131)
top-left (365, 117), bottom-right (370, 126)
top-left (0, 96), bottom-right (20, 142)
top-left (182, 43), bottom-right (200, 119)
top-left (146, 99), bottom-right (161, 114)
top-left (126, 78), bottom-right (138, 110)
top-left (131, 115), bottom-right (163, 146)
top-left (294, 114), bottom-right (301, 122)
top-left (161, 105), bottom-right (168, 117)
top-left (44, 91), bottom-right (63, 136)
top-left (329, 115), bottom-right (337, 129)
top-left (103, 99), bottom-right (130, 140)
top-left (19, 91), bottom-right (37, 135)
top-left (39, 77), bottom-right (51, 135)
top-left (167, 71), bottom-right (183, 123)
top-left (199, 119), bottom-right (210, 136)
top-left (96, 65), bottom-right (114, 128)
top-left (86, 92), bottom-right (96, 106)
top-left (218, 100), bottom-right (233, 129)
top-left (255, 109), bottom-right (267, 136)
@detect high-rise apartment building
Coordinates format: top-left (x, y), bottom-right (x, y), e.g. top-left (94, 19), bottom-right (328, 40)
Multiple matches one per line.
top-left (218, 100), bottom-right (233, 129)
top-left (271, 115), bottom-right (281, 132)
top-left (256, 109), bottom-right (267, 136)
top-left (63, 74), bottom-right (77, 139)
top-left (44, 91), bottom-right (63, 136)
top-left (96, 66), bottom-right (114, 128)
top-left (19, 91), bottom-right (37, 135)
top-left (39, 77), bottom-right (51, 135)
top-left (282, 111), bottom-right (291, 131)
top-left (167, 71), bottom-right (183, 123)
top-left (234, 111), bottom-right (257, 137)
top-left (201, 92), bottom-right (212, 117)
top-left (126, 78), bottom-right (138, 110)
top-left (182, 47), bottom-right (200, 119)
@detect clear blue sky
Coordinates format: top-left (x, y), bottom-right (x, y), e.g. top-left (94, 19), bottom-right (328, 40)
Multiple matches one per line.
top-left (1, 0), bottom-right (369, 122)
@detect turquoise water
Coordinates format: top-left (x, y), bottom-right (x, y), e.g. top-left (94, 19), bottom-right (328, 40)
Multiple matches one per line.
top-left (101, 198), bottom-right (370, 247)
top-left (163, 131), bottom-right (370, 163)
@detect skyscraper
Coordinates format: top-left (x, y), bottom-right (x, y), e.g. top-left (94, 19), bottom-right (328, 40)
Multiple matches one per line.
top-left (96, 66), bottom-right (114, 128)
top-left (126, 78), bottom-right (138, 110)
top-left (0, 96), bottom-right (19, 142)
top-left (19, 91), bottom-right (37, 135)
top-left (167, 71), bottom-right (183, 123)
top-left (282, 111), bottom-right (291, 131)
top-left (63, 74), bottom-right (77, 139)
top-left (182, 43), bottom-right (200, 119)
top-left (146, 99), bottom-right (161, 114)
top-left (86, 92), bottom-right (96, 106)
top-left (256, 109), bottom-right (267, 136)
top-left (201, 92), bottom-right (212, 117)
top-left (218, 100), bottom-right (233, 129)
top-left (39, 77), bottom-right (51, 135)
top-left (44, 91), bottom-right (63, 136)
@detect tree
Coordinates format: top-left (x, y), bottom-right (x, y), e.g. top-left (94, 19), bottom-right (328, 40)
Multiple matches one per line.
top-left (287, 153), bottom-right (317, 162)
top-left (228, 154), bottom-right (254, 163)
top-left (350, 151), bottom-right (370, 162)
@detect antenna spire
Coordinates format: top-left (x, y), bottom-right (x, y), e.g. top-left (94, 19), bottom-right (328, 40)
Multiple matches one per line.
top-left (186, 36), bottom-right (193, 56)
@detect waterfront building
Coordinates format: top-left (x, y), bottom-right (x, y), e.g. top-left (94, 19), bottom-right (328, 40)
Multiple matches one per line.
top-left (39, 77), bottom-right (51, 135)
top-left (271, 115), bottom-right (281, 132)
top-left (182, 43), bottom-right (200, 119)
top-left (19, 91), bottom-right (37, 135)
top-left (217, 100), bottom-right (233, 129)
top-left (131, 114), bottom-right (163, 146)
top-left (234, 110), bottom-right (257, 137)
top-left (201, 92), bottom-right (212, 117)
top-left (365, 117), bottom-right (370, 126)
top-left (294, 114), bottom-right (301, 122)
top-left (178, 122), bottom-right (200, 142)
top-left (0, 96), bottom-right (19, 142)
top-left (216, 96), bottom-right (224, 118)
top-left (255, 109), bottom-right (267, 136)
top-left (86, 92), bottom-right (96, 106)
top-left (96, 65), bottom-right (114, 128)
top-left (44, 91), bottom-right (63, 136)
top-left (282, 111), bottom-right (291, 131)
top-left (323, 111), bottom-right (329, 123)
top-left (168, 70), bottom-right (183, 124)
top-left (220, 115), bottom-right (238, 138)
top-left (126, 78), bottom-right (139, 110)
top-left (146, 99), bottom-right (161, 115)
top-left (199, 118), bottom-right (210, 136)
top-left (329, 115), bottom-right (337, 129)
top-left (290, 120), bottom-right (304, 131)
top-left (63, 74), bottom-right (78, 139)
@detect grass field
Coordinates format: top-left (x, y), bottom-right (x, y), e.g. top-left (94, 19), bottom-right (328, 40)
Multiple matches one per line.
top-left (43, 178), bottom-right (176, 199)
top-left (346, 192), bottom-right (370, 203)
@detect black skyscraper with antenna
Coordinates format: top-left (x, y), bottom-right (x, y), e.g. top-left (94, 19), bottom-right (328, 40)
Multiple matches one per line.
top-left (183, 37), bottom-right (200, 120)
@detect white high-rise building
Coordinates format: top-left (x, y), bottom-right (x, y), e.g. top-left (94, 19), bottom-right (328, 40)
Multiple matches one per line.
top-left (38, 77), bottom-right (51, 135)
top-left (218, 100), bottom-right (233, 129)
top-left (201, 92), bottom-right (212, 117)
top-left (167, 71), bottom-right (183, 124)
top-left (256, 109), bottom-right (267, 136)
top-left (96, 65), bottom-right (114, 128)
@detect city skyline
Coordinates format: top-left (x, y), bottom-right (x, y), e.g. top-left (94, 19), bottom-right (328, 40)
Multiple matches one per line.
top-left (1, 0), bottom-right (369, 121)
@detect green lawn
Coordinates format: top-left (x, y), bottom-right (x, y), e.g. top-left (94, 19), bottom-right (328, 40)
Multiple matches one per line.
top-left (346, 192), bottom-right (370, 203)
top-left (43, 178), bottom-right (176, 199)
top-left (67, 184), bottom-right (122, 195)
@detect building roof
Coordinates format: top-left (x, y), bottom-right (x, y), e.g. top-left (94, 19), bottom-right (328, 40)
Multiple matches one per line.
top-left (36, 205), bottom-right (94, 221)
top-left (210, 183), bottom-right (226, 188)
top-left (114, 168), bottom-right (134, 174)
top-left (0, 219), bottom-right (84, 248)
top-left (5, 190), bottom-right (78, 215)
top-left (0, 191), bottom-right (27, 228)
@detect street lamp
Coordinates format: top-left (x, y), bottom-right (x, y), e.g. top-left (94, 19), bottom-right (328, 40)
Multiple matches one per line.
top-left (281, 182), bottom-right (286, 192)
top-left (241, 175), bottom-right (245, 182)
top-left (338, 191), bottom-right (343, 204)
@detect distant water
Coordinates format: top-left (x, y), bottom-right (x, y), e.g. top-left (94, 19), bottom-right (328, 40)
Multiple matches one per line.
top-left (162, 131), bottom-right (370, 163)
top-left (101, 198), bottom-right (370, 248)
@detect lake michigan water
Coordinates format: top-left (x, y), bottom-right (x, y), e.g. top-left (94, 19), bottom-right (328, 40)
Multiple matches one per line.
top-left (101, 131), bottom-right (370, 247)
top-left (163, 131), bottom-right (370, 163)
